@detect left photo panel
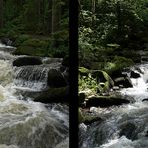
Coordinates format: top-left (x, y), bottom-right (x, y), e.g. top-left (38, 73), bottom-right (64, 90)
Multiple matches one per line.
top-left (0, 0), bottom-right (69, 147)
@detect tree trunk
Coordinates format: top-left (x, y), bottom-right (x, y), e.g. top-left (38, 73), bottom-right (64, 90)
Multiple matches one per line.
top-left (91, 0), bottom-right (96, 26)
top-left (116, 1), bottom-right (122, 36)
top-left (0, 0), bottom-right (4, 29)
top-left (52, 0), bottom-right (61, 34)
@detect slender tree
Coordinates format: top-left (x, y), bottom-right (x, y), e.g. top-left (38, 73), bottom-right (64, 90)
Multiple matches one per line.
top-left (0, 0), bottom-right (4, 29)
top-left (52, 0), bottom-right (61, 34)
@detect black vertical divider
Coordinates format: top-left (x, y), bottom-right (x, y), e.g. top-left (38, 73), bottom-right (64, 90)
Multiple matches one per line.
top-left (69, 0), bottom-right (78, 147)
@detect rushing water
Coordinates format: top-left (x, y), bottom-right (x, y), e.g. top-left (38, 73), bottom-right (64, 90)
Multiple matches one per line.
top-left (0, 43), bottom-right (69, 148)
top-left (79, 64), bottom-right (148, 148)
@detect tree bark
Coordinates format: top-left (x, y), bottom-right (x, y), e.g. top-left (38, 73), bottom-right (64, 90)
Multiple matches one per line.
top-left (52, 0), bottom-right (61, 34)
top-left (0, 0), bottom-right (4, 29)
top-left (116, 1), bottom-right (122, 35)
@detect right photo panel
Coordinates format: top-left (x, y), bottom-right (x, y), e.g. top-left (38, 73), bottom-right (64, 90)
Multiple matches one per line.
top-left (78, 0), bottom-right (148, 147)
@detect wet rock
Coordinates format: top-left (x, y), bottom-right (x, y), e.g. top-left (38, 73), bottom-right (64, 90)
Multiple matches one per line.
top-left (79, 67), bottom-right (90, 77)
top-left (91, 70), bottom-right (114, 93)
top-left (141, 56), bottom-right (148, 62)
top-left (146, 131), bottom-right (148, 137)
top-left (142, 98), bottom-right (148, 102)
top-left (130, 71), bottom-right (140, 78)
top-left (13, 56), bottom-right (42, 67)
top-left (112, 86), bottom-right (120, 90)
top-left (79, 92), bottom-right (86, 106)
top-left (119, 122), bottom-right (137, 140)
top-left (42, 57), bottom-right (63, 64)
top-left (62, 56), bottom-right (69, 67)
top-left (16, 86), bottom-right (69, 103)
top-left (114, 77), bottom-right (133, 88)
top-left (14, 64), bottom-right (68, 89)
top-left (85, 95), bottom-right (130, 107)
top-left (47, 68), bottom-right (67, 88)
top-left (0, 38), bottom-right (12, 46)
top-left (79, 108), bottom-right (102, 124)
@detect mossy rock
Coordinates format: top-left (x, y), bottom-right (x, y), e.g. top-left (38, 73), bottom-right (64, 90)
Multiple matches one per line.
top-left (79, 67), bottom-right (90, 76)
top-left (78, 108), bottom-right (102, 124)
top-left (91, 62), bottom-right (105, 70)
top-left (15, 45), bottom-right (47, 56)
top-left (13, 56), bottom-right (42, 67)
top-left (18, 86), bottom-right (69, 103)
top-left (78, 108), bottom-right (85, 124)
top-left (104, 56), bottom-right (134, 77)
top-left (21, 39), bottom-right (48, 48)
top-left (14, 36), bottom-right (50, 56)
top-left (79, 92), bottom-right (86, 106)
top-left (14, 34), bottom-right (31, 46)
top-left (86, 95), bottom-right (130, 107)
top-left (91, 70), bottom-right (114, 93)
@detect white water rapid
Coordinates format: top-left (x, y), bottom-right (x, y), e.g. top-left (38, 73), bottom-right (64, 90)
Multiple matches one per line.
top-left (79, 64), bottom-right (148, 148)
top-left (0, 43), bottom-right (69, 148)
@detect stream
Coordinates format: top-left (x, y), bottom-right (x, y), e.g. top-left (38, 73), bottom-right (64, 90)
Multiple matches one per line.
top-left (0, 43), bottom-right (69, 148)
top-left (79, 63), bottom-right (148, 147)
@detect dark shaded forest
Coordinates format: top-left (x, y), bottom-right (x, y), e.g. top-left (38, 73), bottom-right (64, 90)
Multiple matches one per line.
top-left (0, 0), bottom-right (69, 58)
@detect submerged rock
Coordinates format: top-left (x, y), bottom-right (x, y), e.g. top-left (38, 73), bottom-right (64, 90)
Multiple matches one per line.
top-left (119, 122), bottom-right (137, 140)
top-left (15, 86), bottom-right (69, 103)
top-left (13, 56), bottom-right (42, 67)
top-left (47, 68), bottom-right (67, 88)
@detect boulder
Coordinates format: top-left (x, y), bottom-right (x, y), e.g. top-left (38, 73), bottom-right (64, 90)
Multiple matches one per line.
top-left (79, 92), bottom-right (86, 106)
top-left (91, 70), bottom-right (114, 94)
top-left (119, 122), bottom-right (137, 140)
top-left (114, 77), bottom-right (133, 88)
top-left (79, 67), bottom-right (90, 77)
top-left (85, 95), bottom-right (130, 107)
top-left (79, 108), bottom-right (102, 124)
top-left (0, 38), bottom-right (12, 46)
top-left (16, 86), bottom-right (69, 103)
top-left (141, 56), bottom-right (148, 62)
top-left (130, 71), bottom-right (140, 78)
top-left (142, 98), bottom-right (148, 102)
top-left (13, 56), bottom-right (42, 67)
top-left (47, 68), bottom-right (67, 88)
top-left (14, 64), bottom-right (68, 89)
top-left (42, 57), bottom-right (63, 64)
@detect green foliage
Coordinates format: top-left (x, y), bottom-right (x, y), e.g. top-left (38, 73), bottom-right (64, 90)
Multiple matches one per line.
top-left (79, 74), bottom-right (98, 95)
top-left (14, 34), bottom-right (30, 46)
top-left (0, 0), bottom-right (69, 58)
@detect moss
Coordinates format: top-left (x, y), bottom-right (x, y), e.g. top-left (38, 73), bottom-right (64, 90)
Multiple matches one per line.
top-left (21, 39), bottom-right (49, 48)
top-left (86, 95), bottom-right (130, 107)
top-left (15, 46), bottom-right (47, 56)
top-left (79, 67), bottom-right (90, 76)
top-left (78, 108), bottom-right (85, 124)
top-left (104, 56), bottom-right (134, 75)
top-left (14, 34), bottom-right (30, 46)
top-left (91, 70), bottom-right (114, 94)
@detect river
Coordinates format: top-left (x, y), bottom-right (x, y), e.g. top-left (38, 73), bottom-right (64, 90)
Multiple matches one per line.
top-left (79, 63), bottom-right (148, 147)
top-left (0, 43), bottom-right (69, 148)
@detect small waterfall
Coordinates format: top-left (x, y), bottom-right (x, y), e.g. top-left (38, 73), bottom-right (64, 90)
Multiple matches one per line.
top-left (0, 42), bottom-right (69, 147)
top-left (13, 66), bottom-right (49, 91)
top-left (79, 64), bottom-right (148, 148)
top-left (0, 60), bottom-right (13, 86)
